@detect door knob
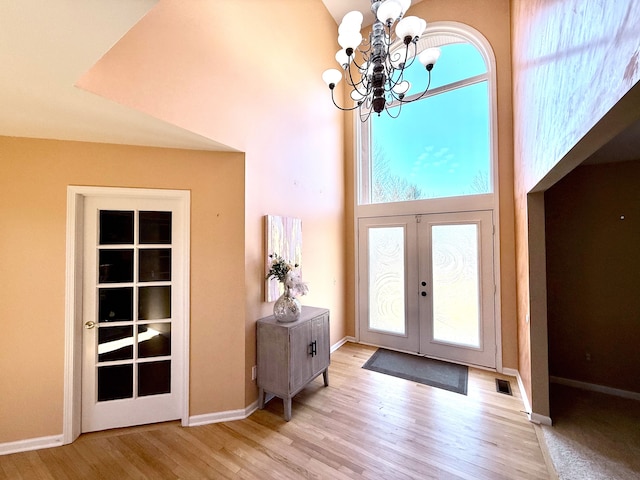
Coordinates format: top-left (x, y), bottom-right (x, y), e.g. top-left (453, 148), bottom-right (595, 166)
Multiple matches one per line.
top-left (421, 291), bottom-right (427, 297)
top-left (84, 320), bottom-right (96, 329)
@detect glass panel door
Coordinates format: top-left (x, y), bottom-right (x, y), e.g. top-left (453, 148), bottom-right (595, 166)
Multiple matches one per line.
top-left (358, 216), bottom-right (419, 352)
top-left (418, 211), bottom-right (496, 367)
top-left (358, 211), bottom-right (496, 368)
top-left (82, 196), bottom-right (184, 433)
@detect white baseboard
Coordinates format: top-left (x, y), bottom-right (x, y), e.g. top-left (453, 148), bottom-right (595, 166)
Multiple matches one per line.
top-left (189, 336), bottom-right (354, 428)
top-left (188, 400), bottom-right (259, 427)
top-left (529, 412), bottom-right (552, 425)
top-left (331, 336), bottom-right (356, 353)
top-left (507, 369), bottom-right (552, 426)
top-left (502, 367), bottom-right (518, 378)
top-left (0, 434), bottom-right (64, 456)
top-left (550, 376), bottom-right (640, 401)
top-left (3, 403), bottom-right (262, 454)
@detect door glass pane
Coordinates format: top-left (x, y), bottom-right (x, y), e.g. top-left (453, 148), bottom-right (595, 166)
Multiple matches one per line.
top-left (139, 248), bottom-right (172, 282)
top-left (98, 364), bottom-right (133, 401)
top-left (431, 224), bottom-right (480, 347)
top-left (368, 227), bottom-right (406, 334)
top-left (98, 326), bottom-right (134, 362)
top-left (138, 323), bottom-right (171, 358)
top-left (99, 249), bottom-right (133, 283)
top-left (139, 286), bottom-right (171, 320)
top-left (98, 287), bottom-right (133, 322)
top-left (99, 211), bottom-right (134, 245)
top-left (139, 211), bottom-right (172, 244)
top-left (138, 361), bottom-right (171, 396)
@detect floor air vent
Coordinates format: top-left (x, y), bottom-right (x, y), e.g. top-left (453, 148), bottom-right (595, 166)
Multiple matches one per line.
top-left (495, 378), bottom-right (513, 396)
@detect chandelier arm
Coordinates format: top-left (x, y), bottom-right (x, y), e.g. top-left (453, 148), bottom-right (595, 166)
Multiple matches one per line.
top-left (384, 101), bottom-right (403, 119)
top-left (386, 67), bottom-right (402, 92)
top-left (346, 66), bottom-right (365, 92)
top-left (351, 56), bottom-right (367, 72)
top-left (359, 28), bottom-right (374, 53)
top-left (385, 40), bottom-right (418, 95)
top-left (384, 21), bottom-right (394, 51)
top-left (330, 88), bottom-right (362, 112)
top-left (405, 68), bottom-right (433, 103)
top-left (359, 107), bottom-right (373, 123)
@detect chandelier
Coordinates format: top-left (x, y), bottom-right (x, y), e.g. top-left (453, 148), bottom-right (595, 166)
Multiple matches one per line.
top-left (322, 0), bottom-right (441, 121)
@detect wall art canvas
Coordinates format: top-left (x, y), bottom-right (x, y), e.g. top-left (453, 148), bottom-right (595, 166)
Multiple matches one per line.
top-left (265, 215), bottom-right (302, 302)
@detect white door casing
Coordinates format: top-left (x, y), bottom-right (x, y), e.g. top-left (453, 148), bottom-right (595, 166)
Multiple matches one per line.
top-left (64, 187), bottom-right (190, 443)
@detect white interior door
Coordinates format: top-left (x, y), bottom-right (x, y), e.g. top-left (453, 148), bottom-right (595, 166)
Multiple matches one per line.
top-left (81, 195), bottom-right (185, 432)
top-left (358, 211), bottom-right (496, 368)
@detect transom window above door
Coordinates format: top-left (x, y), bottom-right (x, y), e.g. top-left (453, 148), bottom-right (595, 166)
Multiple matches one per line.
top-left (358, 23), bottom-right (495, 206)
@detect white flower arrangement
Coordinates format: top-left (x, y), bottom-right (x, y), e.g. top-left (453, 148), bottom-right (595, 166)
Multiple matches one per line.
top-left (266, 253), bottom-right (308, 298)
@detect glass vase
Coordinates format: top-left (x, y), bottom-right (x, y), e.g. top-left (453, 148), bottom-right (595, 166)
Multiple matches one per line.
top-left (273, 287), bottom-right (301, 323)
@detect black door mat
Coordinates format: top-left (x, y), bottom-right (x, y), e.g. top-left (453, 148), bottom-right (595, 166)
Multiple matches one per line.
top-left (362, 348), bottom-right (468, 395)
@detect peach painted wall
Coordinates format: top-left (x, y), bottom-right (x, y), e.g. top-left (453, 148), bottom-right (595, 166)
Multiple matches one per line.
top-left (0, 136), bottom-right (245, 443)
top-left (511, 0), bottom-right (640, 413)
top-left (546, 160), bottom-right (640, 394)
top-left (76, 0), bottom-right (346, 406)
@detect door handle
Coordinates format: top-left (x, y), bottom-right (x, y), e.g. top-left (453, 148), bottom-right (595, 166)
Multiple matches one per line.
top-left (421, 291), bottom-right (427, 297)
top-left (84, 320), bottom-right (96, 329)
top-left (309, 340), bottom-right (317, 357)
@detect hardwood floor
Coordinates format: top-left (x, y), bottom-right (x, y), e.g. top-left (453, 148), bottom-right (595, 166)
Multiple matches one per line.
top-left (0, 343), bottom-right (550, 479)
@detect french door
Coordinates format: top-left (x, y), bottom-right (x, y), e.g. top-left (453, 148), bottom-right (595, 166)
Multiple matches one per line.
top-left (358, 211), bottom-right (496, 368)
top-left (81, 195), bottom-right (186, 432)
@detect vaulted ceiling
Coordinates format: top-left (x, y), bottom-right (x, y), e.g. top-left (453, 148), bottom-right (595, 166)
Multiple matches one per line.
top-left (1, 1), bottom-right (636, 162)
top-left (0, 1), bottom-right (368, 151)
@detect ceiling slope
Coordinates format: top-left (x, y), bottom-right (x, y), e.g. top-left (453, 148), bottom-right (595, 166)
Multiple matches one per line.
top-left (0, 0), bottom-right (233, 151)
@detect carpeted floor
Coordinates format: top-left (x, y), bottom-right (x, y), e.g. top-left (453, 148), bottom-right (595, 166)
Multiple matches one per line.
top-left (362, 348), bottom-right (468, 395)
top-left (540, 383), bottom-right (640, 479)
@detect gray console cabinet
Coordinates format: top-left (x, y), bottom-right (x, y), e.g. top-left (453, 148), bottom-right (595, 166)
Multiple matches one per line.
top-left (257, 306), bottom-right (330, 421)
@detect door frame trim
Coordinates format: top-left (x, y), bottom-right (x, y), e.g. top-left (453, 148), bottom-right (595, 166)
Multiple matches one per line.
top-left (63, 186), bottom-right (191, 444)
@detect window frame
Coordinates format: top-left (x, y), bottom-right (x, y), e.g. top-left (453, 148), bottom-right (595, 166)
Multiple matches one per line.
top-left (352, 21), bottom-right (504, 373)
top-left (356, 21), bottom-right (499, 216)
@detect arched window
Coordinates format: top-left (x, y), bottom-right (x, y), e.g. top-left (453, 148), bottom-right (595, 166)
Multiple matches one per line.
top-left (354, 24), bottom-right (502, 369)
top-left (358, 22), bottom-right (496, 206)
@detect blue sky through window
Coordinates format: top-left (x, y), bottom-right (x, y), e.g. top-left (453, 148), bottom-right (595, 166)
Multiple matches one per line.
top-left (369, 42), bottom-right (491, 202)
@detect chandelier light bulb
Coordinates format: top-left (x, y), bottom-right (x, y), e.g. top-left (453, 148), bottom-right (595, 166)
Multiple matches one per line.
top-left (393, 80), bottom-right (411, 95)
top-left (418, 47), bottom-right (441, 68)
top-left (398, 0), bottom-right (412, 15)
top-left (376, 0), bottom-right (402, 25)
top-left (335, 49), bottom-right (351, 68)
top-left (322, 69), bottom-right (343, 88)
top-left (395, 15), bottom-right (426, 42)
top-left (338, 21), bottom-right (360, 36)
top-left (350, 89), bottom-right (366, 102)
top-left (341, 10), bottom-right (364, 28)
top-left (338, 31), bottom-right (363, 50)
